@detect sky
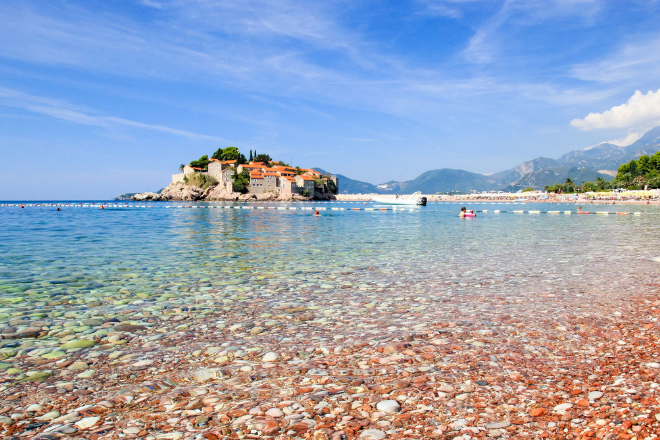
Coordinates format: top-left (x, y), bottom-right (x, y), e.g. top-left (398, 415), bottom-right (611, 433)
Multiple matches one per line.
top-left (1, 0), bottom-right (660, 199)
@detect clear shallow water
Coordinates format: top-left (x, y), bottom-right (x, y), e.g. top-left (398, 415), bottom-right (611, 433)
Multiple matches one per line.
top-left (2, 201), bottom-right (660, 329)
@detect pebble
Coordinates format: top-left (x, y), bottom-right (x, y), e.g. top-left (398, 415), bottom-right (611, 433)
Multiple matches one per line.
top-left (588, 391), bottom-right (603, 400)
top-left (60, 340), bottom-right (96, 349)
top-left (262, 351), bottom-right (278, 362)
top-left (553, 403), bottom-right (573, 413)
top-left (376, 399), bottom-right (401, 414)
top-left (359, 429), bottom-right (386, 439)
top-left (74, 416), bottom-right (100, 430)
top-left (266, 407), bottom-right (284, 417)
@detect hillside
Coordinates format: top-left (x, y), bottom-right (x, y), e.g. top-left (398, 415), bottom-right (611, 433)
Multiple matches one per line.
top-left (319, 125), bottom-right (660, 193)
top-left (500, 167), bottom-right (611, 192)
top-left (403, 169), bottom-right (499, 193)
top-left (313, 168), bottom-right (379, 194)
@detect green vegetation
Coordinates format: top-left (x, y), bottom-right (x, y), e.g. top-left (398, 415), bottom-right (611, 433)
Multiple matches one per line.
top-left (326, 178), bottom-right (338, 194)
top-left (211, 146), bottom-right (247, 164)
top-left (545, 152), bottom-right (660, 193)
top-left (522, 187), bottom-right (534, 192)
top-left (232, 170), bottom-right (250, 193)
top-left (189, 155), bottom-right (210, 170)
top-left (301, 189), bottom-right (311, 197)
top-left (183, 173), bottom-right (217, 189)
top-left (254, 153), bottom-right (272, 163)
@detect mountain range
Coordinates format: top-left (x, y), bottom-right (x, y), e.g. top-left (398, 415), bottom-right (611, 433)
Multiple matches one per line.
top-left (320, 126), bottom-right (660, 194)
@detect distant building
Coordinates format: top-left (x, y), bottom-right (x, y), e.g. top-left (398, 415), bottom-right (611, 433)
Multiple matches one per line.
top-left (295, 174), bottom-right (316, 194)
top-left (278, 176), bottom-right (299, 196)
top-left (171, 164), bottom-right (202, 184)
top-left (208, 159), bottom-right (235, 191)
top-left (172, 159), bottom-right (336, 196)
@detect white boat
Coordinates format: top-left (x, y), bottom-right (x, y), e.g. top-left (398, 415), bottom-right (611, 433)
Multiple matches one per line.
top-left (373, 192), bottom-right (426, 206)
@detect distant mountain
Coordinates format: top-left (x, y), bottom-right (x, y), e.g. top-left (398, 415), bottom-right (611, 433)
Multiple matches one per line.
top-left (315, 125), bottom-right (660, 193)
top-left (402, 169), bottom-right (499, 193)
top-left (490, 157), bottom-right (560, 186)
top-left (628, 126), bottom-right (660, 154)
top-left (500, 167), bottom-right (611, 192)
top-left (557, 143), bottom-right (628, 169)
top-left (313, 168), bottom-right (379, 194)
top-left (115, 193), bottom-right (137, 200)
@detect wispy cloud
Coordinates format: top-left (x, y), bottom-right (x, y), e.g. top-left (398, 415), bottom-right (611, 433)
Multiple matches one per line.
top-left (0, 87), bottom-right (229, 142)
top-left (415, 0), bottom-right (486, 20)
top-left (570, 35), bottom-right (660, 84)
top-left (462, 0), bottom-right (603, 65)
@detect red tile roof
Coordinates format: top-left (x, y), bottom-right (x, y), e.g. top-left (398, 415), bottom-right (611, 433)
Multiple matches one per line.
top-left (190, 167), bottom-right (204, 171)
top-left (299, 175), bottom-right (315, 181)
top-left (263, 173), bottom-right (279, 176)
top-left (250, 170), bottom-right (264, 179)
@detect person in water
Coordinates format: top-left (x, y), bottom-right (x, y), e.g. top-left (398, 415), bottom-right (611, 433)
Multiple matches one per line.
top-left (460, 206), bottom-right (466, 218)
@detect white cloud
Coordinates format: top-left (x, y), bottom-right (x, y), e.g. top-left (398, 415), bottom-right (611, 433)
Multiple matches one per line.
top-left (571, 88), bottom-right (660, 130)
top-left (603, 131), bottom-right (642, 147)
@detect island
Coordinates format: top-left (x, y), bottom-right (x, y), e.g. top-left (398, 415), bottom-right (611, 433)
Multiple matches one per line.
top-left (131, 147), bottom-right (338, 201)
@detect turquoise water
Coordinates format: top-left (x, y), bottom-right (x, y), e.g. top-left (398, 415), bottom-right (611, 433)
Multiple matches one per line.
top-left (1, 201), bottom-right (660, 328)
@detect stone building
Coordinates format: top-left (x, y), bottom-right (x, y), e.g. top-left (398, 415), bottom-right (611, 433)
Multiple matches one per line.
top-left (295, 174), bottom-right (316, 195)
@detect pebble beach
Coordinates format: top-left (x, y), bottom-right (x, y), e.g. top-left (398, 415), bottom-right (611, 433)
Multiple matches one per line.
top-left (3, 201), bottom-right (660, 439)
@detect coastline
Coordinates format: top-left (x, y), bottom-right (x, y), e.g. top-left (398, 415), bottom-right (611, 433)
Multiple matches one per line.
top-left (2, 201), bottom-right (660, 439)
top-left (335, 193), bottom-right (660, 205)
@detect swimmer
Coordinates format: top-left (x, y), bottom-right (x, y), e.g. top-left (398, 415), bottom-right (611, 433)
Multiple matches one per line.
top-left (459, 206), bottom-right (466, 218)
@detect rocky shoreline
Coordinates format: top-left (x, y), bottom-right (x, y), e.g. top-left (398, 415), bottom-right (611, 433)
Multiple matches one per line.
top-left (130, 183), bottom-right (335, 202)
top-left (3, 272), bottom-right (660, 439)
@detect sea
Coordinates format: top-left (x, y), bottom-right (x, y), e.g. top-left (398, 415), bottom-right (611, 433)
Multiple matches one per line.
top-left (2, 200), bottom-right (659, 323)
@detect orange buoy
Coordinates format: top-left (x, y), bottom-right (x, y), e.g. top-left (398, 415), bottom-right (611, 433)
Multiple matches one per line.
top-left (100, 205), bottom-right (104, 210)
top-left (314, 210), bottom-right (320, 216)
top-left (21, 204), bottom-right (24, 208)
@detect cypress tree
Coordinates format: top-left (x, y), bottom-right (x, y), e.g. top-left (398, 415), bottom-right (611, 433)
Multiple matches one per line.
top-left (249, 150), bottom-right (253, 161)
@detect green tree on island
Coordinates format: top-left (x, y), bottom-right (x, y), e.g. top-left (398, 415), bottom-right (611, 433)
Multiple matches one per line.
top-left (189, 155), bottom-right (210, 170)
top-left (254, 153), bottom-right (272, 163)
top-left (232, 170), bottom-right (250, 193)
top-left (211, 147), bottom-right (247, 165)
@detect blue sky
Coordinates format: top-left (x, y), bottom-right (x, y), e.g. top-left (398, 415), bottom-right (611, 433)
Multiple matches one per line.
top-left (1, 0), bottom-right (660, 199)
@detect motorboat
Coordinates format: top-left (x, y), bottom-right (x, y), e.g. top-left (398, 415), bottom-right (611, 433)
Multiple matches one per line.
top-left (373, 192), bottom-right (427, 206)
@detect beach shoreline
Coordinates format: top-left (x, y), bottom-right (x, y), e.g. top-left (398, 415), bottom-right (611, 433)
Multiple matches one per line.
top-left (335, 193), bottom-right (660, 205)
